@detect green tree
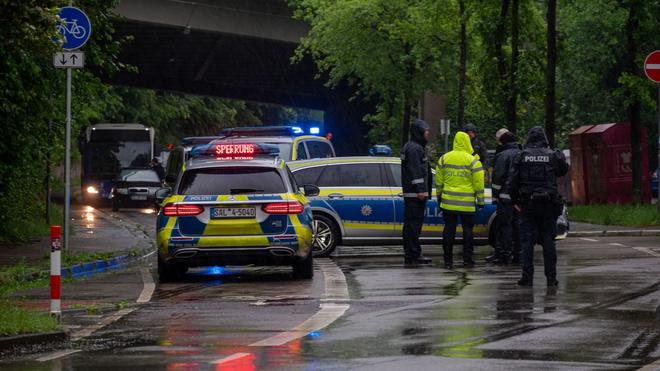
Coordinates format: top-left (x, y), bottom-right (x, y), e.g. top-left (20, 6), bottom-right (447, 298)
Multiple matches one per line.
top-left (290, 0), bottom-right (457, 147)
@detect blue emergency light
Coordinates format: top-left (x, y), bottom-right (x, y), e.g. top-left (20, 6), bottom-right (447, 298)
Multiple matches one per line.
top-left (291, 126), bottom-right (304, 134)
top-left (309, 127), bottom-right (320, 135)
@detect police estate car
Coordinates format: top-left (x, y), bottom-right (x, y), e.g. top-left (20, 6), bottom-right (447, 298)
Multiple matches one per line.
top-left (289, 157), bottom-right (498, 257)
top-left (155, 143), bottom-right (319, 282)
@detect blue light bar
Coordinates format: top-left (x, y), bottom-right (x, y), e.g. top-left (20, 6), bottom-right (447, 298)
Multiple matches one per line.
top-left (291, 126), bottom-right (304, 134)
top-left (309, 127), bottom-right (320, 135)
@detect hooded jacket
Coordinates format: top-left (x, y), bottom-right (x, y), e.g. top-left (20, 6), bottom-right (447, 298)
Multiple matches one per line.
top-left (435, 131), bottom-right (485, 214)
top-left (491, 135), bottom-right (521, 199)
top-left (504, 126), bottom-right (569, 204)
top-left (401, 120), bottom-right (431, 198)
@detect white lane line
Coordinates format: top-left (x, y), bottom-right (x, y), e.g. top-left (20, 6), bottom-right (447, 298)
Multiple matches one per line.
top-left (137, 267), bottom-right (155, 303)
top-left (633, 247), bottom-right (660, 258)
top-left (211, 352), bottom-right (253, 364)
top-left (70, 308), bottom-right (136, 340)
top-left (248, 258), bottom-right (350, 347)
top-left (580, 237), bottom-right (599, 242)
top-left (638, 357), bottom-right (660, 371)
top-left (609, 243), bottom-right (626, 247)
top-left (37, 349), bottom-right (81, 362)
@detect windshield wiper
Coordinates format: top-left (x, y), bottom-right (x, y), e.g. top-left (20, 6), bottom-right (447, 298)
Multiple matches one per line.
top-left (230, 188), bottom-right (264, 194)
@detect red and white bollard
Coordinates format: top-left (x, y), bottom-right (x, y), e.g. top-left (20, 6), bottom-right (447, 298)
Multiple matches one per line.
top-left (50, 225), bottom-right (62, 319)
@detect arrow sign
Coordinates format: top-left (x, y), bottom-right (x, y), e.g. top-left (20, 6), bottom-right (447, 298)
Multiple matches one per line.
top-left (53, 52), bottom-right (84, 68)
top-left (644, 50), bottom-right (660, 83)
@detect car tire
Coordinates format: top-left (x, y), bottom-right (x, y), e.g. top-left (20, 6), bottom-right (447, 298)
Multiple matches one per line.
top-left (312, 214), bottom-right (339, 257)
top-left (158, 255), bottom-right (186, 283)
top-left (292, 250), bottom-right (313, 279)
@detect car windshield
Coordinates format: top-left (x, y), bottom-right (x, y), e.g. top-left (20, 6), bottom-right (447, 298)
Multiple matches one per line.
top-left (178, 167), bottom-right (286, 195)
top-left (118, 169), bottom-right (160, 182)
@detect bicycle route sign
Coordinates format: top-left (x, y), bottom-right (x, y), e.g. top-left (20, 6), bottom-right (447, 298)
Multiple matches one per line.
top-left (56, 6), bottom-right (91, 50)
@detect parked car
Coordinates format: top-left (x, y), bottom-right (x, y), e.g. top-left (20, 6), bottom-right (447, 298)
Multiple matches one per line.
top-left (111, 168), bottom-right (163, 211)
top-left (154, 147), bottom-right (318, 282)
top-left (289, 157), bottom-right (498, 257)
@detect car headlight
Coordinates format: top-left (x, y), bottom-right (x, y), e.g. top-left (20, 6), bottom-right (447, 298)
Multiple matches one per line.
top-left (86, 186), bottom-right (99, 194)
top-left (117, 188), bottom-right (128, 195)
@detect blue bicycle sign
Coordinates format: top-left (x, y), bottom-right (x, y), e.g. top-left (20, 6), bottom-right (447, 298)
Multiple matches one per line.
top-left (56, 7), bottom-right (91, 50)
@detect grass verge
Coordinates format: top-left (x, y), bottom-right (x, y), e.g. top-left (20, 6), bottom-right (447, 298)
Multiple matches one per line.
top-left (0, 300), bottom-right (60, 336)
top-left (569, 204), bottom-right (660, 227)
top-left (0, 264), bottom-right (59, 336)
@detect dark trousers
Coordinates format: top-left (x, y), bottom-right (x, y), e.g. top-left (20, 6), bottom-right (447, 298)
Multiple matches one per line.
top-left (403, 198), bottom-right (426, 259)
top-left (518, 200), bottom-right (557, 281)
top-left (442, 210), bottom-right (475, 264)
top-left (496, 201), bottom-right (521, 260)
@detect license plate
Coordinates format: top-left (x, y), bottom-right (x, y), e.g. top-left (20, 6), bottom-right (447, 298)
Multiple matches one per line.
top-left (211, 207), bottom-right (255, 219)
top-left (131, 195), bottom-right (147, 200)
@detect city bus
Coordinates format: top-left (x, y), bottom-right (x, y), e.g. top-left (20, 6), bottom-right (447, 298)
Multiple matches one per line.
top-left (80, 123), bottom-right (155, 202)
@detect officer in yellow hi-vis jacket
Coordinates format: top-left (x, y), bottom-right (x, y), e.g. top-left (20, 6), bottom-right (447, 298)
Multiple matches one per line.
top-left (435, 131), bottom-right (485, 269)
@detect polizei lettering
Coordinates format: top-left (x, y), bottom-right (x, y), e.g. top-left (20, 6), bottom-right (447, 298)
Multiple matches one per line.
top-left (524, 155), bottom-right (549, 162)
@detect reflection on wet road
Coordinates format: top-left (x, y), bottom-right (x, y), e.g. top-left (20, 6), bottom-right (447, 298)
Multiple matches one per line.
top-left (2, 207), bottom-right (658, 370)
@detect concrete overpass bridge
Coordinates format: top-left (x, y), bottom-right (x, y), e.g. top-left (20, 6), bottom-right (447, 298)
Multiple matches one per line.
top-left (107, 0), bottom-right (372, 154)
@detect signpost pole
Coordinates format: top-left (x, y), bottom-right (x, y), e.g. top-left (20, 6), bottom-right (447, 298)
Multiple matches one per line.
top-left (64, 68), bottom-right (71, 251)
top-left (657, 84), bottom-right (659, 212)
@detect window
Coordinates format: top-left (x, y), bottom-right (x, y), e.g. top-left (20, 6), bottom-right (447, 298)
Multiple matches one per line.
top-left (296, 142), bottom-right (308, 160)
top-left (387, 163), bottom-right (402, 188)
top-left (306, 140), bottom-right (334, 159)
top-left (179, 167), bottom-right (286, 195)
top-left (285, 167), bottom-right (299, 192)
top-left (317, 164), bottom-right (382, 187)
top-left (117, 169), bottom-right (160, 182)
top-left (293, 166), bottom-right (324, 186)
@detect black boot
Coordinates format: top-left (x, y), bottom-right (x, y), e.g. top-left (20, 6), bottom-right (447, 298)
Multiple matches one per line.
top-left (517, 276), bottom-right (533, 286)
top-left (547, 278), bottom-right (558, 287)
top-left (485, 254), bottom-right (499, 263)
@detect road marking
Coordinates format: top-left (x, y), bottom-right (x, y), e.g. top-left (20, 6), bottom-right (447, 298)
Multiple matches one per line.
top-left (247, 258), bottom-right (350, 347)
top-left (37, 349), bottom-right (81, 362)
top-left (638, 357), bottom-right (660, 371)
top-left (633, 247), bottom-right (660, 258)
top-left (609, 243), bottom-right (626, 247)
top-left (580, 237), bottom-right (599, 242)
top-left (70, 308), bottom-right (136, 340)
top-left (137, 267), bottom-right (155, 303)
top-left (211, 352), bottom-right (254, 364)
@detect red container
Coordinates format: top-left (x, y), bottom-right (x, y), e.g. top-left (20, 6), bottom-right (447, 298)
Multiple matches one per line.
top-left (569, 125), bottom-right (594, 205)
top-left (581, 122), bottom-right (651, 204)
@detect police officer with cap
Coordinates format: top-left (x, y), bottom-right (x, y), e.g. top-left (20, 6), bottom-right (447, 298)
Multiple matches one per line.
top-left (463, 123), bottom-right (488, 167)
top-left (504, 126), bottom-right (568, 287)
top-left (401, 119), bottom-right (432, 264)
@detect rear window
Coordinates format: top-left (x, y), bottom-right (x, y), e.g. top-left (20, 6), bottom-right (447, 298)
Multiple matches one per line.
top-left (118, 169), bottom-right (160, 182)
top-left (178, 167), bottom-right (286, 195)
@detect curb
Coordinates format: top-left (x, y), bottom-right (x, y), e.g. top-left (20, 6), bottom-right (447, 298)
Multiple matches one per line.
top-left (568, 230), bottom-right (660, 237)
top-left (0, 331), bottom-right (68, 352)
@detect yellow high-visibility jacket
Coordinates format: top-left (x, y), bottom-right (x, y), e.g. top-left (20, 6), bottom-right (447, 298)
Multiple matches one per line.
top-left (435, 131), bottom-right (485, 213)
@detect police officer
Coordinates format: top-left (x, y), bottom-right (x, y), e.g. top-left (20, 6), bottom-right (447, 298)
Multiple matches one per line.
top-left (504, 126), bottom-right (568, 287)
top-left (401, 119), bottom-right (432, 265)
top-left (487, 129), bottom-right (521, 264)
top-left (464, 123), bottom-right (488, 167)
top-left (436, 131), bottom-right (485, 269)
top-left (150, 157), bottom-right (165, 181)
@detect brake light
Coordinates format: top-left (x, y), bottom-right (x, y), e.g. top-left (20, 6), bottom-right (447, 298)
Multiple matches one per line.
top-left (162, 204), bottom-right (203, 216)
top-left (262, 201), bottom-right (304, 214)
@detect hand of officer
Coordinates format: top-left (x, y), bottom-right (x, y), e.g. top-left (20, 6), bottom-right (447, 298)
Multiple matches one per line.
top-left (417, 192), bottom-right (426, 201)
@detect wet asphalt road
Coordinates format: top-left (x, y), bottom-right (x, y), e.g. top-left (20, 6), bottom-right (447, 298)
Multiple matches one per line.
top-left (2, 208), bottom-right (660, 370)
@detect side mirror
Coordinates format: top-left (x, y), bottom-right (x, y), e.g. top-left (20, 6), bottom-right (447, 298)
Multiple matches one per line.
top-left (155, 187), bottom-right (172, 202)
top-left (165, 174), bottom-right (177, 184)
top-left (303, 184), bottom-right (320, 197)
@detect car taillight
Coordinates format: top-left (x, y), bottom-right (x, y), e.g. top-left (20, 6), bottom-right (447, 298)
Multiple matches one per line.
top-left (162, 204), bottom-right (203, 216)
top-left (262, 201), bottom-right (304, 214)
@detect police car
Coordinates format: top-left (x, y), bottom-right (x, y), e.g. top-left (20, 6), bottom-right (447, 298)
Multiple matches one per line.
top-left (155, 143), bottom-right (319, 282)
top-left (211, 126), bottom-right (335, 161)
top-left (288, 157), bottom-right (498, 257)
